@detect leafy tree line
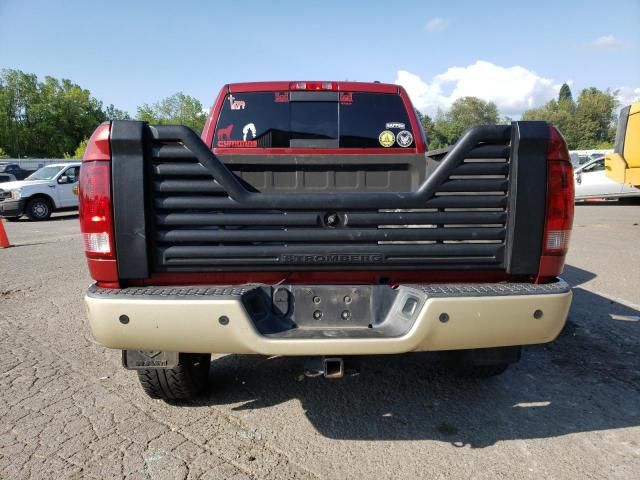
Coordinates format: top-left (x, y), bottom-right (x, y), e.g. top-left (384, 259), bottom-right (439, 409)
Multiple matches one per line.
top-left (0, 69), bottom-right (131, 158)
top-left (137, 93), bottom-right (207, 133)
top-left (419, 84), bottom-right (618, 150)
top-left (417, 96), bottom-right (506, 150)
top-left (0, 69), bottom-right (206, 158)
top-left (521, 84), bottom-right (617, 149)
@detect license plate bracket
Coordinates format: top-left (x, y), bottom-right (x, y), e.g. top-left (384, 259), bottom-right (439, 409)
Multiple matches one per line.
top-left (292, 285), bottom-right (372, 328)
top-left (122, 350), bottom-right (179, 370)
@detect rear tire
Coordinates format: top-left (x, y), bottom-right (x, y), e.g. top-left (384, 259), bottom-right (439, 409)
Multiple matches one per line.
top-left (442, 346), bottom-right (520, 378)
top-left (137, 353), bottom-right (211, 401)
top-left (618, 197), bottom-right (640, 205)
top-left (447, 362), bottom-right (510, 378)
top-left (25, 197), bottom-right (52, 221)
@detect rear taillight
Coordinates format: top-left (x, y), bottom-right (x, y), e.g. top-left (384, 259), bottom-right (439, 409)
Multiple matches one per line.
top-left (289, 81), bottom-right (335, 91)
top-left (79, 122), bottom-right (118, 284)
top-left (79, 161), bottom-right (113, 257)
top-left (538, 126), bottom-right (574, 279)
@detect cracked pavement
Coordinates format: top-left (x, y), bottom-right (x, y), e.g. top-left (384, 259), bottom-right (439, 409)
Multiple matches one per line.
top-left (1, 204), bottom-right (639, 479)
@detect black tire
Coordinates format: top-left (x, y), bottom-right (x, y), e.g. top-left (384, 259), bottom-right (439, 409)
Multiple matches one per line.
top-left (618, 197), bottom-right (640, 205)
top-left (137, 353), bottom-right (211, 401)
top-left (441, 347), bottom-right (519, 378)
top-left (25, 197), bottom-right (52, 221)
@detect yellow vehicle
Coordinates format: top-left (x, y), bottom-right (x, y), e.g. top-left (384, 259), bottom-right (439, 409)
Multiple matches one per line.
top-left (606, 102), bottom-right (640, 186)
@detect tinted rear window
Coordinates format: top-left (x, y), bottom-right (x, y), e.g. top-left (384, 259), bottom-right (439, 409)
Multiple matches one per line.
top-left (213, 92), bottom-right (414, 149)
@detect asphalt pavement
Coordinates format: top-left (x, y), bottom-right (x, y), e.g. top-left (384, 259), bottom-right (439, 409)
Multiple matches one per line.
top-left (0, 204), bottom-right (639, 479)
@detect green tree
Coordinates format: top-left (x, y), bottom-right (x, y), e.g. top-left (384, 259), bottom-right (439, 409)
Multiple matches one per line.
top-left (0, 147), bottom-right (9, 159)
top-left (137, 92), bottom-right (207, 133)
top-left (0, 69), bottom-right (107, 157)
top-left (523, 99), bottom-right (578, 147)
top-left (415, 109), bottom-right (437, 147)
top-left (573, 87), bottom-right (617, 148)
top-left (522, 86), bottom-right (616, 149)
top-left (558, 83), bottom-right (573, 103)
top-left (523, 83), bottom-right (578, 146)
top-left (428, 97), bottom-right (500, 148)
top-left (63, 137), bottom-right (89, 159)
top-left (429, 108), bottom-right (455, 148)
top-left (0, 69), bottom-right (39, 157)
top-left (105, 104), bottom-right (131, 120)
top-left (448, 96), bottom-right (500, 130)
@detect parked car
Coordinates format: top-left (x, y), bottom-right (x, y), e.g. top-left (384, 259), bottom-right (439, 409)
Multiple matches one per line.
top-left (0, 162), bottom-right (36, 180)
top-left (570, 153), bottom-right (591, 168)
top-left (574, 157), bottom-right (640, 200)
top-left (0, 163), bottom-right (81, 220)
top-left (79, 81), bottom-right (574, 401)
top-left (0, 172), bottom-right (17, 184)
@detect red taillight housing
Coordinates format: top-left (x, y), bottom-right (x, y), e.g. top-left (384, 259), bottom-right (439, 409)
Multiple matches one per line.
top-left (79, 122), bottom-right (118, 284)
top-left (538, 126), bottom-right (574, 280)
top-left (79, 161), bottom-right (113, 257)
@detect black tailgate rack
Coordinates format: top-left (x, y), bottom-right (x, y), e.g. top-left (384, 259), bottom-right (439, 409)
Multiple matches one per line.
top-left (109, 121), bottom-right (549, 278)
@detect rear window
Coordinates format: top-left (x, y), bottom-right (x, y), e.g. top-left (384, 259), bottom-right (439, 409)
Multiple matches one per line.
top-left (213, 92), bottom-right (414, 149)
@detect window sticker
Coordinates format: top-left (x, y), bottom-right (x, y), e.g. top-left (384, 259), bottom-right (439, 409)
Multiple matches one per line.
top-left (385, 122), bottom-right (405, 129)
top-left (242, 123), bottom-right (256, 141)
top-left (218, 140), bottom-right (257, 147)
top-left (274, 92), bottom-right (289, 103)
top-left (228, 94), bottom-right (246, 110)
top-left (216, 123), bottom-right (257, 147)
top-left (378, 130), bottom-right (395, 147)
top-left (340, 92), bottom-right (353, 105)
top-left (396, 130), bottom-right (413, 147)
top-left (217, 124), bottom-right (233, 141)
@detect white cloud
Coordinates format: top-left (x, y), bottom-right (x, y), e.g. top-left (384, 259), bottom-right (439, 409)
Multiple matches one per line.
top-left (590, 34), bottom-right (621, 49)
top-left (616, 86), bottom-right (640, 107)
top-left (425, 17), bottom-right (449, 32)
top-left (395, 61), bottom-right (564, 117)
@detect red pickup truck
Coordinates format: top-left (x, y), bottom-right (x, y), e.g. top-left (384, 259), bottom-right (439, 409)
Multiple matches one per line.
top-left (80, 81), bottom-right (574, 401)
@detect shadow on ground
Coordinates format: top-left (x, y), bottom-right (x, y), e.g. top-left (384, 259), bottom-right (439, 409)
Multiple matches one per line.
top-left (7, 212), bottom-right (79, 222)
top-left (185, 264), bottom-right (639, 447)
top-left (575, 199), bottom-right (640, 206)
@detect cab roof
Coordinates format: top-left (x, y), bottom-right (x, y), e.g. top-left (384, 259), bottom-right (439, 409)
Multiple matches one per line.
top-left (227, 81), bottom-right (400, 94)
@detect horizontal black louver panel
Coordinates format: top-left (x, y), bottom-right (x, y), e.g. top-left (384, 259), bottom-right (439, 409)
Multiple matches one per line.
top-left (160, 244), bottom-right (504, 267)
top-left (157, 227), bottom-right (505, 243)
top-left (153, 195), bottom-right (509, 210)
top-left (153, 178), bottom-right (509, 195)
top-left (148, 127), bottom-right (511, 272)
top-left (155, 211), bottom-right (507, 227)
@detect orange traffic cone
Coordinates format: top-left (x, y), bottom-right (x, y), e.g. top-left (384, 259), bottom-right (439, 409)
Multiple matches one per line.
top-left (0, 218), bottom-right (10, 248)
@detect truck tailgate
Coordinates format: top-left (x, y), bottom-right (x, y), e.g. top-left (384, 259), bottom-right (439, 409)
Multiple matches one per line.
top-left (109, 121), bottom-right (549, 279)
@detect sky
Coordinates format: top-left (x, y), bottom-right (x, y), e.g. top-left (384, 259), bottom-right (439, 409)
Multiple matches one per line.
top-left (1, 0), bottom-right (639, 118)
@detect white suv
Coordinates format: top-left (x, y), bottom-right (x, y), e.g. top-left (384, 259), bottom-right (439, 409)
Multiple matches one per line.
top-left (0, 163), bottom-right (81, 221)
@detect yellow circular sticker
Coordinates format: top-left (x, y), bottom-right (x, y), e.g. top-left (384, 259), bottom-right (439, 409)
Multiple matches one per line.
top-left (378, 130), bottom-right (395, 147)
